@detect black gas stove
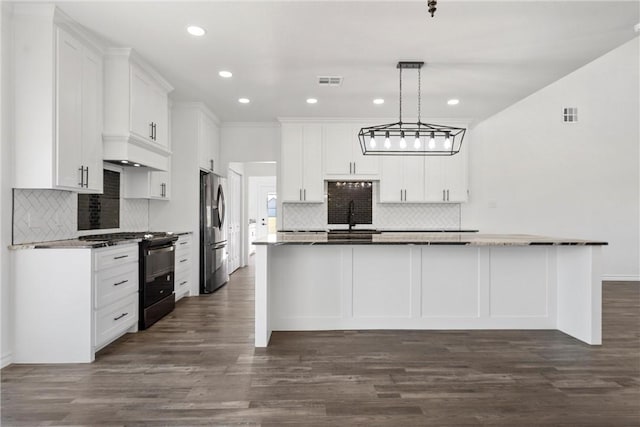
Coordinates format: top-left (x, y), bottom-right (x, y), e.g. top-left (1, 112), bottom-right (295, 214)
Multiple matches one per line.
top-left (80, 231), bottom-right (178, 329)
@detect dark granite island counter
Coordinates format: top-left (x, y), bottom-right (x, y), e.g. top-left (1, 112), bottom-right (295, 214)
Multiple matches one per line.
top-left (254, 233), bottom-right (606, 347)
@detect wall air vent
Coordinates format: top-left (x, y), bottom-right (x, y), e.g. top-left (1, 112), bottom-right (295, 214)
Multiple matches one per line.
top-left (318, 76), bottom-right (343, 87)
top-left (563, 107), bottom-right (578, 123)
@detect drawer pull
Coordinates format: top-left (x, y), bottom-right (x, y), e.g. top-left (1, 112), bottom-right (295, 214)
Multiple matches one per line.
top-left (114, 279), bottom-right (128, 286)
top-left (179, 241), bottom-right (188, 245)
top-left (180, 259), bottom-right (188, 263)
top-left (113, 312), bottom-right (128, 321)
top-left (113, 255), bottom-right (129, 260)
top-left (179, 281), bottom-right (187, 286)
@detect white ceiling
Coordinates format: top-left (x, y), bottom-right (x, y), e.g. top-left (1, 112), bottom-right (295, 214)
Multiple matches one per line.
top-left (54, 1), bottom-right (639, 122)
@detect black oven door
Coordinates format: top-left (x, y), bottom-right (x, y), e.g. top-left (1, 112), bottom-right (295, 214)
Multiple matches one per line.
top-left (144, 242), bottom-right (176, 307)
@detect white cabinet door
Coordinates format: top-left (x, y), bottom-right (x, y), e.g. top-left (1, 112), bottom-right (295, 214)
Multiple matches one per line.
top-left (445, 150), bottom-right (468, 202)
top-left (150, 171), bottom-right (170, 199)
top-left (281, 124), bottom-right (303, 202)
top-left (380, 156), bottom-right (404, 202)
top-left (149, 85), bottom-right (168, 148)
top-left (403, 157), bottom-right (425, 202)
top-left (55, 28), bottom-right (83, 190)
top-left (211, 120), bottom-right (221, 174)
top-left (130, 66), bottom-right (153, 142)
top-left (301, 124), bottom-right (323, 202)
top-left (351, 124), bottom-right (380, 176)
top-left (323, 124), bottom-right (352, 176)
top-left (81, 47), bottom-right (103, 192)
top-left (424, 157), bottom-right (445, 202)
top-left (198, 113), bottom-right (216, 172)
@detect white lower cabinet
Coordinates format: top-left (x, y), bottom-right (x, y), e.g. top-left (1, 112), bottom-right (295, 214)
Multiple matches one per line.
top-left (13, 243), bottom-right (139, 363)
top-left (174, 234), bottom-right (193, 301)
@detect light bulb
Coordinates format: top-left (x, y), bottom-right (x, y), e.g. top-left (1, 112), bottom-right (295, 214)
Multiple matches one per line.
top-left (414, 132), bottom-right (421, 149)
top-left (384, 131), bottom-right (391, 149)
top-left (444, 132), bottom-right (451, 149)
top-left (399, 131), bottom-right (406, 149)
top-left (429, 132), bottom-right (435, 149)
top-left (369, 131), bottom-right (376, 148)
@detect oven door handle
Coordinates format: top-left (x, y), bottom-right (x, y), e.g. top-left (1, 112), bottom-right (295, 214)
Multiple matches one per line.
top-left (146, 245), bottom-right (175, 256)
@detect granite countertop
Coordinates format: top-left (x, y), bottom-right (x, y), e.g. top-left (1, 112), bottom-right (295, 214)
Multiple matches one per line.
top-left (254, 232), bottom-right (608, 246)
top-left (9, 230), bottom-right (193, 250)
top-left (9, 238), bottom-right (142, 250)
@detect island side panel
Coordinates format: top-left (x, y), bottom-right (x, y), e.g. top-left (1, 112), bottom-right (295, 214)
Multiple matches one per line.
top-left (557, 246), bottom-right (602, 345)
top-left (14, 249), bottom-right (94, 363)
top-left (254, 244), bottom-right (271, 347)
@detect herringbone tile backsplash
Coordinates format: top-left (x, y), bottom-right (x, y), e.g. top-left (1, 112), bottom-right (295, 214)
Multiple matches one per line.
top-left (12, 189), bottom-right (149, 244)
top-left (283, 184), bottom-right (461, 230)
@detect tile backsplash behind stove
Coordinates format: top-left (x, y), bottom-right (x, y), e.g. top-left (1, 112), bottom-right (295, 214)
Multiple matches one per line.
top-left (12, 189), bottom-right (149, 244)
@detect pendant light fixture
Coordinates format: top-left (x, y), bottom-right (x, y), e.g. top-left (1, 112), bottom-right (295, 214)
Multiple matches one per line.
top-left (358, 62), bottom-right (466, 156)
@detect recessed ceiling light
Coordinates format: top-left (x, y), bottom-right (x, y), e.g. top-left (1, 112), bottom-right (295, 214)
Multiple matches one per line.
top-left (238, 98), bottom-right (250, 104)
top-left (219, 70), bottom-right (232, 78)
top-left (186, 26), bottom-right (206, 37)
top-left (373, 98), bottom-right (385, 105)
top-left (447, 99), bottom-right (460, 106)
top-left (306, 98), bottom-right (318, 104)
top-left (121, 160), bottom-right (129, 164)
top-left (133, 163), bottom-right (141, 167)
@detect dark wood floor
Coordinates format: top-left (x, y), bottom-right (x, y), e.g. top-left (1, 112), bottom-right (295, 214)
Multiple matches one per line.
top-left (2, 261), bottom-right (639, 426)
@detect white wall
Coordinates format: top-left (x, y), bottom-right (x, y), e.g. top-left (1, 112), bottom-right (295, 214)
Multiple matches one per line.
top-left (220, 122), bottom-right (279, 173)
top-left (462, 37), bottom-right (640, 280)
top-left (0, 2), bottom-right (13, 368)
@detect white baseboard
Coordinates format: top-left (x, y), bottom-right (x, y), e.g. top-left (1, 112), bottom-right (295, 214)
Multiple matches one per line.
top-left (602, 274), bottom-right (640, 282)
top-left (1, 351), bottom-right (12, 369)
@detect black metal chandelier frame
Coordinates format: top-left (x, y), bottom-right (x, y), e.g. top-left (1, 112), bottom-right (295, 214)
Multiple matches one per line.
top-left (358, 61), bottom-right (466, 156)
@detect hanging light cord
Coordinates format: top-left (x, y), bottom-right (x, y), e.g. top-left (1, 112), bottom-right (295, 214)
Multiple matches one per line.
top-left (399, 66), bottom-right (403, 124)
top-left (417, 66), bottom-right (421, 124)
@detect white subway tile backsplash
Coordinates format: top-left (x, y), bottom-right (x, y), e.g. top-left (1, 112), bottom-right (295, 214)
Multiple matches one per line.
top-left (12, 189), bottom-right (150, 244)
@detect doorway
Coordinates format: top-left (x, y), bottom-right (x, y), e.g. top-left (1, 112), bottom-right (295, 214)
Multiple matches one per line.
top-left (248, 176), bottom-right (276, 255)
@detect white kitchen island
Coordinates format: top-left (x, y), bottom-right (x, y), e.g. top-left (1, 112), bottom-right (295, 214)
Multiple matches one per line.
top-left (254, 232), bottom-right (607, 347)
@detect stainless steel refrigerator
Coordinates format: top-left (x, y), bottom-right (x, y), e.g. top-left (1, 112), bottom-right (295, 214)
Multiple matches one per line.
top-left (200, 171), bottom-right (229, 293)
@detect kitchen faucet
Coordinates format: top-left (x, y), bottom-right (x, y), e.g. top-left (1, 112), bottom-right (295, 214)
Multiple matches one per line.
top-left (348, 200), bottom-right (356, 231)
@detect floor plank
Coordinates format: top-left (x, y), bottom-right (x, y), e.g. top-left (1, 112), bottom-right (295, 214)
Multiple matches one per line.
top-left (2, 262), bottom-right (639, 426)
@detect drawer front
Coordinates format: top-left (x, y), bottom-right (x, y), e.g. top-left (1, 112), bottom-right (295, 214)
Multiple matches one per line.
top-left (175, 270), bottom-right (191, 300)
top-left (95, 294), bottom-right (138, 348)
top-left (95, 263), bottom-right (139, 309)
top-left (175, 253), bottom-right (191, 273)
top-left (94, 244), bottom-right (138, 271)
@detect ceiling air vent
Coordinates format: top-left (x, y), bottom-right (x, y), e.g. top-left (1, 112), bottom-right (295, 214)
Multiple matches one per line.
top-left (563, 107), bottom-right (578, 123)
top-left (318, 76), bottom-right (343, 87)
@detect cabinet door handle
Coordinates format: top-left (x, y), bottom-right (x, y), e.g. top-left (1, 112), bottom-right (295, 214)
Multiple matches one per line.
top-left (179, 241), bottom-right (188, 245)
top-left (84, 167), bottom-right (89, 188)
top-left (446, 190), bottom-right (449, 201)
top-left (113, 255), bottom-right (128, 260)
top-left (180, 258), bottom-right (188, 263)
top-left (78, 166), bottom-right (84, 187)
top-left (179, 281), bottom-right (187, 286)
top-left (153, 123), bottom-right (157, 140)
top-left (299, 189), bottom-right (302, 201)
top-left (353, 162), bottom-right (356, 175)
top-left (113, 312), bottom-right (128, 321)
top-left (114, 279), bottom-right (128, 286)
top-left (149, 122), bottom-right (154, 139)
top-left (304, 189), bottom-right (306, 200)
top-left (442, 189), bottom-right (445, 201)
top-left (349, 162), bottom-right (352, 174)
top-left (210, 159), bottom-right (214, 171)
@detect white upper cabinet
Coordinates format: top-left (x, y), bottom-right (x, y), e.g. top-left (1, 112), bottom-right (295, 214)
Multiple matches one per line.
top-left (13, 6), bottom-right (103, 192)
top-left (424, 150), bottom-right (468, 203)
top-left (281, 123), bottom-right (323, 202)
top-left (103, 48), bottom-right (173, 171)
top-left (380, 156), bottom-right (425, 203)
top-left (198, 111), bottom-right (221, 174)
top-left (322, 123), bottom-right (379, 177)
